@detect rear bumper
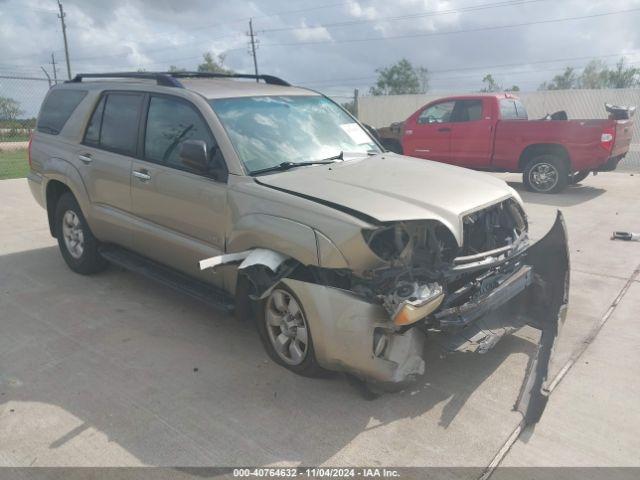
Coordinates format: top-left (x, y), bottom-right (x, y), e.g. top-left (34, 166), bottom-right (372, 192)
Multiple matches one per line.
top-left (596, 154), bottom-right (625, 172)
top-left (27, 171), bottom-right (45, 208)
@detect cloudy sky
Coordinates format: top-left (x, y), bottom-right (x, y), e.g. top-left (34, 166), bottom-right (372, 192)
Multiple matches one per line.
top-left (1, 0), bottom-right (640, 109)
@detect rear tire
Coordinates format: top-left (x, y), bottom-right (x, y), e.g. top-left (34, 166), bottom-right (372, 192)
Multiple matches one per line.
top-left (570, 170), bottom-right (590, 185)
top-left (523, 155), bottom-right (569, 194)
top-left (254, 284), bottom-right (326, 378)
top-left (54, 192), bottom-right (108, 275)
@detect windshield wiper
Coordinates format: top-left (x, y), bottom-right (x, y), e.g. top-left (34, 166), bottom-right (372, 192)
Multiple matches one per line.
top-left (250, 151), bottom-right (343, 175)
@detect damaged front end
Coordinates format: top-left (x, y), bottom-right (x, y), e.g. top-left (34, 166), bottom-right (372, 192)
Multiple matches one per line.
top-left (351, 201), bottom-right (569, 424)
top-left (201, 200), bottom-right (569, 425)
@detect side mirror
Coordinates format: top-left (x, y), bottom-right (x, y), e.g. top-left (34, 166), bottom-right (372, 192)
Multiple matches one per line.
top-left (180, 139), bottom-right (208, 172)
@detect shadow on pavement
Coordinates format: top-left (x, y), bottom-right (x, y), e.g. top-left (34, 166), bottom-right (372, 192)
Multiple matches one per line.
top-left (506, 182), bottom-right (606, 207)
top-left (0, 246), bottom-right (536, 467)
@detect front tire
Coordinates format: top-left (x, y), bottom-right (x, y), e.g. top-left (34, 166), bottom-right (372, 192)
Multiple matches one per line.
top-left (523, 155), bottom-right (569, 193)
top-left (54, 192), bottom-right (108, 275)
top-left (255, 285), bottom-right (325, 377)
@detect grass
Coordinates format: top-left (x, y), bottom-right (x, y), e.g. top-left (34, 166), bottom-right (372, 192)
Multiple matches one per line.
top-left (0, 149), bottom-right (29, 180)
top-left (0, 134), bottom-right (30, 143)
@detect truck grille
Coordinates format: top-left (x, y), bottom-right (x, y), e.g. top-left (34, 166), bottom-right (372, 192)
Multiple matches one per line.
top-left (461, 198), bottom-right (527, 256)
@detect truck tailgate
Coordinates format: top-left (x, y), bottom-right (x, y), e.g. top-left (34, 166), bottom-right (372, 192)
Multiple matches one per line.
top-left (612, 119), bottom-right (634, 157)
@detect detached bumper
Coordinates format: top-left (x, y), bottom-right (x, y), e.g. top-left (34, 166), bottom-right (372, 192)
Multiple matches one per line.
top-left (283, 212), bottom-right (569, 424)
top-left (436, 212), bottom-right (569, 424)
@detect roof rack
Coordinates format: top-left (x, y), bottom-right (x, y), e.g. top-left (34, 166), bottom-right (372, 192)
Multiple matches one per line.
top-left (169, 72), bottom-right (290, 86)
top-left (68, 71), bottom-right (290, 87)
top-left (68, 72), bottom-right (182, 87)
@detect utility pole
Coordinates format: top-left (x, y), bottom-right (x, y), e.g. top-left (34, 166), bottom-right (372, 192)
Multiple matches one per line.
top-left (248, 18), bottom-right (259, 81)
top-left (353, 88), bottom-right (359, 118)
top-left (57, 0), bottom-right (72, 80)
top-left (51, 53), bottom-right (58, 85)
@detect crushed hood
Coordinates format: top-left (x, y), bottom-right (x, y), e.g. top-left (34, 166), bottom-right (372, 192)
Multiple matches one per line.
top-left (256, 153), bottom-right (519, 245)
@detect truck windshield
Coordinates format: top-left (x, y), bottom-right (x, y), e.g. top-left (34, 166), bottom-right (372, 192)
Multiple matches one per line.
top-left (209, 95), bottom-right (381, 174)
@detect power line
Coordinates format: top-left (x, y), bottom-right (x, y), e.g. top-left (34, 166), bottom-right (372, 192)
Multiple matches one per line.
top-left (250, 7), bottom-right (640, 49)
top-left (260, 0), bottom-right (553, 33)
top-left (67, 0), bottom-right (549, 66)
top-left (2, 1), bottom-right (353, 63)
top-left (71, 7), bottom-right (640, 71)
top-left (299, 51), bottom-right (640, 87)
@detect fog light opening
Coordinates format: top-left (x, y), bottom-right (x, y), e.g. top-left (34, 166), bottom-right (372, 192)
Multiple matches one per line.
top-left (373, 328), bottom-right (389, 358)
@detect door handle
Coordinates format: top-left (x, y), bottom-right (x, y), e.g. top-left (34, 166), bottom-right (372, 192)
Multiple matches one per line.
top-left (78, 153), bottom-right (92, 164)
top-left (438, 127), bottom-right (451, 132)
top-left (132, 169), bottom-right (151, 182)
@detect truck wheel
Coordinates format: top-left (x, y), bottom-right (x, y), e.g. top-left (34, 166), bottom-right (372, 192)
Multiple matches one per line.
top-left (570, 170), bottom-right (590, 185)
top-left (523, 155), bottom-right (569, 193)
top-left (54, 192), bottom-right (108, 275)
top-left (255, 285), bottom-right (326, 378)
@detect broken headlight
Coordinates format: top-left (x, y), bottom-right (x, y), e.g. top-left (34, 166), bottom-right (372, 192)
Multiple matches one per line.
top-left (384, 281), bottom-right (444, 327)
top-left (362, 224), bottom-right (410, 261)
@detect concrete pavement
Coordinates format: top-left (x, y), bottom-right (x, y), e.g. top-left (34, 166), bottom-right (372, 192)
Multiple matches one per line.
top-left (0, 170), bottom-right (639, 470)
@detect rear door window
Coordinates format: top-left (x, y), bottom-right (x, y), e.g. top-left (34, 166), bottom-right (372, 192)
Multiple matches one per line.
top-left (514, 100), bottom-right (528, 119)
top-left (99, 93), bottom-right (144, 155)
top-left (84, 96), bottom-right (105, 145)
top-left (37, 89), bottom-right (87, 135)
top-left (452, 100), bottom-right (483, 122)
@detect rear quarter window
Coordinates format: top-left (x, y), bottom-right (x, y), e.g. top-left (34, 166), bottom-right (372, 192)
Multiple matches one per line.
top-left (37, 89), bottom-right (87, 135)
top-left (499, 99), bottom-right (528, 120)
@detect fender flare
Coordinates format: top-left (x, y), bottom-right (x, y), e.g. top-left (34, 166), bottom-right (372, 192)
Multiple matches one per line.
top-left (43, 159), bottom-right (92, 236)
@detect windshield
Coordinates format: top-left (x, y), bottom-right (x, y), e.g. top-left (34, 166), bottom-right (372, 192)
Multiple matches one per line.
top-left (209, 95), bottom-right (381, 174)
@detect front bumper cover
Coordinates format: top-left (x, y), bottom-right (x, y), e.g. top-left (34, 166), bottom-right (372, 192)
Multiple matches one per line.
top-left (283, 211), bottom-right (569, 424)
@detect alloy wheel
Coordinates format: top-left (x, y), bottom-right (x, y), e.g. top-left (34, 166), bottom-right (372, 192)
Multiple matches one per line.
top-left (265, 289), bottom-right (309, 365)
top-left (529, 162), bottom-right (559, 192)
top-left (62, 210), bottom-right (85, 259)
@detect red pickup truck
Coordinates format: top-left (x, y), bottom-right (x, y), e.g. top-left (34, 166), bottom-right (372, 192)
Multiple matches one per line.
top-left (384, 94), bottom-right (634, 193)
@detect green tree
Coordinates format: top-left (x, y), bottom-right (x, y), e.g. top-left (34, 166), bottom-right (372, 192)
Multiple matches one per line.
top-left (539, 67), bottom-right (579, 90)
top-left (197, 52), bottom-right (233, 74)
top-left (168, 65), bottom-right (187, 73)
top-left (606, 58), bottom-right (639, 88)
top-left (480, 74), bottom-right (501, 92)
top-left (579, 60), bottom-right (608, 89)
top-left (369, 59), bottom-right (429, 95)
top-left (480, 74), bottom-right (519, 92)
top-left (540, 58), bottom-right (639, 90)
top-left (0, 96), bottom-right (23, 122)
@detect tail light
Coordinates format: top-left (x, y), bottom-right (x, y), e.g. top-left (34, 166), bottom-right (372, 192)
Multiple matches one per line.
top-left (600, 126), bottom-right (615, 152)
top-left (27, 130), bottom-right (34, 169)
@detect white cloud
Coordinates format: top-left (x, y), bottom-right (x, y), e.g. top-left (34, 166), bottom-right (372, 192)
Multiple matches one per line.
top-left (292, 19), bottom-right (333, 42)
top-left (0, 0), bottom-right (638, 97)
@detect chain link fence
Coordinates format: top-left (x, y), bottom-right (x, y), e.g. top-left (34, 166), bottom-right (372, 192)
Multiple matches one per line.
top-left (0, 75), bottom-right (51, 179)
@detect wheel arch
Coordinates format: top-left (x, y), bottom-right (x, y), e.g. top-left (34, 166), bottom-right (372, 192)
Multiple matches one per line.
top-left (43, 160), bottom-right (92, 237)
top-left (518, 143), bottom-right (571, 172)
top-left (45, 179), bottom-right (73, 237)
